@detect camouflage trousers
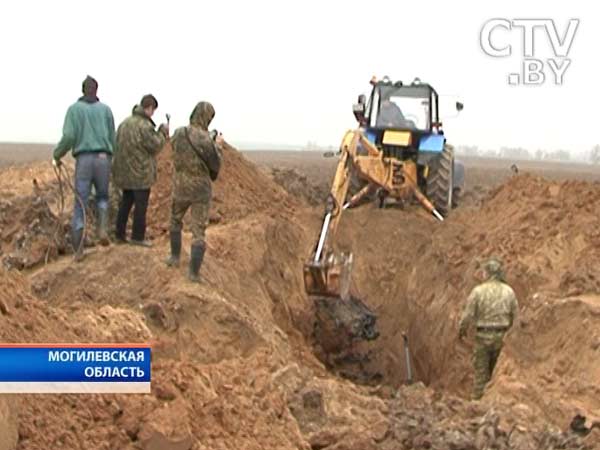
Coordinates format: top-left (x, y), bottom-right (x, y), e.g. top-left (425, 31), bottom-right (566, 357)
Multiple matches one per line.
top-left (170, 198), bottom-right (210, 245)
top-left (471, 330), bottom-right (505, 400)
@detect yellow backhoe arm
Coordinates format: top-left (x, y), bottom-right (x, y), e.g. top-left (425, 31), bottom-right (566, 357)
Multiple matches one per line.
top-left (303, 131), bottom-right (357, 300)
top-left (304, 129), bottom-right (444, 300)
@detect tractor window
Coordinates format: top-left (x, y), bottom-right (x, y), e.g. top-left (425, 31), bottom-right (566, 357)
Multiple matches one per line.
top-left (378, 96), bottom-right (429, 130)
top-left (375, 86), bottom-right (431, 131)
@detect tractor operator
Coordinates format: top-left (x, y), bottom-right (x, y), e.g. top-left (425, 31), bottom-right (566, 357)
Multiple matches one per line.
top-left (458, 257), bottom-right (519, 400)
top-left (376, 99), bottom-right (405, 128)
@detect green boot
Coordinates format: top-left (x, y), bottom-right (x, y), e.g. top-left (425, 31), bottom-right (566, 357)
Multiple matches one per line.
top-left (71, 228), bottom-right (85, 262)
top-left (188, 242), bottom-right (205, 283)
top-left (165, 231), bottom-right (182, 267)
top-left (97, 208), bottom-right (110, 247)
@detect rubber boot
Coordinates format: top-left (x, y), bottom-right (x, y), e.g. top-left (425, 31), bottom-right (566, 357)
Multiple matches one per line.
top-left (97, 208), bottom-right (110, 247)
top-left (71, 228), bottom-right (85, 262)
top-left (165, 231), bottom-right (182, 267)
top-left (188, 242), bottom-right (205, 283)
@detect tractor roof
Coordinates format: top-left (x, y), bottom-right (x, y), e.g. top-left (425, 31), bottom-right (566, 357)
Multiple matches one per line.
top-left (372, 77), bottom-right (438, 95)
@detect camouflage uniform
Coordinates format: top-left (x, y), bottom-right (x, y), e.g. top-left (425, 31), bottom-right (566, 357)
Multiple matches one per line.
top-left (112, 104), bottom-right (166, 243)
top-left (112, 105), bottom-right (166, 190)
top-left (458, 258), bottom-right (518, 400)
top-left (166, 102), bottom-right (222, 281)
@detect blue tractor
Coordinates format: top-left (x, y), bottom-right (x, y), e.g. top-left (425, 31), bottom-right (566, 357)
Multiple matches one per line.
top-left (304, 76), bottom-right (465, 299)
top-left (350, 76), bottom-right (465, 215)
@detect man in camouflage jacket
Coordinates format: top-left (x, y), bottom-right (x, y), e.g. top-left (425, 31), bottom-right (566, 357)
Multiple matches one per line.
top-left (112, 94), bottom-right (168, 246)
top-left (458, 258), bottom-right (519, 400)
top-left (165, 101), bottom-right (223, 282)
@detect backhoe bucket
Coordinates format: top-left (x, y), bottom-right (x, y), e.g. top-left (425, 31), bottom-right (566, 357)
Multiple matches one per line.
top-left (303, 252), bottom-right (353, 300)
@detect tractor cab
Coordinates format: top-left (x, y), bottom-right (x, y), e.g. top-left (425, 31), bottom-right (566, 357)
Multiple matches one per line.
top-left (353, 76), bottom-right (463, 159)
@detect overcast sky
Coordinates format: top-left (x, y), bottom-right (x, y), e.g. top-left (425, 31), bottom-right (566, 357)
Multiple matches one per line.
top-left (0, 0), bottom-right (598, 154)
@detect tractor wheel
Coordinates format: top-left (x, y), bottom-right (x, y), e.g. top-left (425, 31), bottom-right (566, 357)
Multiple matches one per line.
top-left (426, 145), bottom-right (454, 217)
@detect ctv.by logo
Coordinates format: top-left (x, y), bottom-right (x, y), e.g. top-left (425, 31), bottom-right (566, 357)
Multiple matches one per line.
top-left (480, 19), bottom-right (580, 86)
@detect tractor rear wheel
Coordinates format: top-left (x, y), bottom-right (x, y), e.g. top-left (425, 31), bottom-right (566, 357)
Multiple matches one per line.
top-left (426, 145), bottom-right (454, 217)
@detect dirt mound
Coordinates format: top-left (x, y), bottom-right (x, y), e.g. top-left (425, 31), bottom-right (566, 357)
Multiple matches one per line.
top-left (269, 166), bottom-right (329, 206)
top-left (0, 270), bottom-right (73, 343)
top-left (0, 179), bottom-right (69, 270)
top-left (147, 142), bottom-right (299, 237)
top-left (0, 143), bottom-right (301, 268)
top-left (0, 271), bottom-right (30, 450)
top-left (0, 187), bottom-right (69, 270)
top-left (0, 144), bottom-right (300, 270)
top-left (0, 397), bottom-right (17, 450)
top-left (489, 293), bottom-right (600, 428)
top-left (0, 162), bottom-right (101, 271)
top-left (0, 162), bottom-right (59, 195)
top-left (480, 174), bottom-right (600, 295)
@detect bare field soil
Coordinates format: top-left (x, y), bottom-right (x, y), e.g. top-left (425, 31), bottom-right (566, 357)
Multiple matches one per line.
top-left (0, 143), bottom-right (53, 167)
top-left (245, 150), bottom-right (600, 187)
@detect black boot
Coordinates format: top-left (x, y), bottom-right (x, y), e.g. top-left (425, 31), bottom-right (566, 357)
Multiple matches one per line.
top-left (71, 228), bottom-right (85, 262)
top-left (97, 208), bottom-right (110, 246)
top-left (165, 231), bottom-right (182, 267)
top-left (188, 242), bottom-right (205, 283)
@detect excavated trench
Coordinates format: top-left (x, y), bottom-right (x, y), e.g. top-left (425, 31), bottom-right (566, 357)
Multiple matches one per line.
top-left (263, 164), bottom-right (478, 390)
top-left (263, 167), bottom-right (482, 396)
top-left (280, 163), bottom-right (600, 439)
top-left (274, 164), bottom-right (600, 401)
top-left (306, 204), bottom-right (474, 394)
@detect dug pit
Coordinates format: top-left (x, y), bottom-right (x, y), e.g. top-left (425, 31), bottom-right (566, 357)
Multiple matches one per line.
top-left (303, 171), bottom-right (600, 431)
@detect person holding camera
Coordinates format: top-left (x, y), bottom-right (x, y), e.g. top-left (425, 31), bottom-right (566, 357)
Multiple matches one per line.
top-left (165, 101), bottom-right (223, 282)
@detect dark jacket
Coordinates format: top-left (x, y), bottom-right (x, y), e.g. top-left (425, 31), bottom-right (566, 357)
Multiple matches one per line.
top-left (112, 105), bottom-right (166, 190)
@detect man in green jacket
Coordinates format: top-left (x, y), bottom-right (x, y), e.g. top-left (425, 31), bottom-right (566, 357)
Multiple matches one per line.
top-left (53, 76), bottom-right (116, 260)
top-left (112, 95), bottom-right (169, 246)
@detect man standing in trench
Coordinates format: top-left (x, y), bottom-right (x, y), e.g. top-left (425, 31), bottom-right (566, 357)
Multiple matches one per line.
top-left (53, 75), bottom-right (116, 261)
top-left (112, 94), bottom-right (169, 246)
top-left (165, 101), bottom-right (223, 282)
top-left (458, 257), bottom-right (519, 400)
